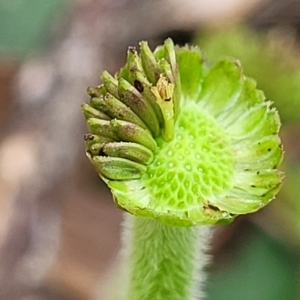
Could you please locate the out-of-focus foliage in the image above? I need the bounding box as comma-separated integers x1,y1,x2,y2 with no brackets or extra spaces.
279,166,300,245
207,225,298,300
0,0,69,57
197,27,300,124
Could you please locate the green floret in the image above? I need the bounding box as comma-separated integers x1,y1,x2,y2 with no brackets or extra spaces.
82,39,283,226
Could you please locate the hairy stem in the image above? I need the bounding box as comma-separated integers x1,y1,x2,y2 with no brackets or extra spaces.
120,215,212,300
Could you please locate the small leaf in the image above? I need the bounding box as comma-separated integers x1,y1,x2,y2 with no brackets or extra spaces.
93,156,146,180
103,142,154,165
101,71,119,99
110,119,157,152
87,118,119,140
139,41,160,84
198,60,243,116
81,103,111,120
177,46,205,99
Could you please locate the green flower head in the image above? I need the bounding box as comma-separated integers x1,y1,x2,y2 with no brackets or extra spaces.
82,39,284,226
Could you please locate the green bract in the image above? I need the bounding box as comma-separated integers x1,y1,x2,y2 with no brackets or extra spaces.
82,39,284,226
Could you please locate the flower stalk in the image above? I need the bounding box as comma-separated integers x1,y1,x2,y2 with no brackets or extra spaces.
82,39,283,299
124,217,210,300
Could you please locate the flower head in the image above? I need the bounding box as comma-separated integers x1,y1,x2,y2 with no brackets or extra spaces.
82,39,283,226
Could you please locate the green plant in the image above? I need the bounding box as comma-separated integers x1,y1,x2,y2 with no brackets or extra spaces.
82,39,283,300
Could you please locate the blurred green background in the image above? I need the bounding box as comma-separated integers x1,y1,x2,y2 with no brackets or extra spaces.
0,0,69,57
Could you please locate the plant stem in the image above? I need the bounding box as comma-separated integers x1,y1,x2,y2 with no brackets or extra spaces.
120,214,212,300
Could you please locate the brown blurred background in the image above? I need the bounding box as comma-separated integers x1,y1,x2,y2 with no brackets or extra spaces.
0,0,300,299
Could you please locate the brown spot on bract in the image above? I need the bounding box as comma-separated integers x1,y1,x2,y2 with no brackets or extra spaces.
84,133,94,141
165,98,171,102
130,66,138,72
128,46,136,54
99,146,106,156
87,86,96,97
207,203,221,212
134,80,144,93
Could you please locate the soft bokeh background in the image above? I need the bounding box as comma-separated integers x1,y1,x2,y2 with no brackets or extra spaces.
0,0,299,299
